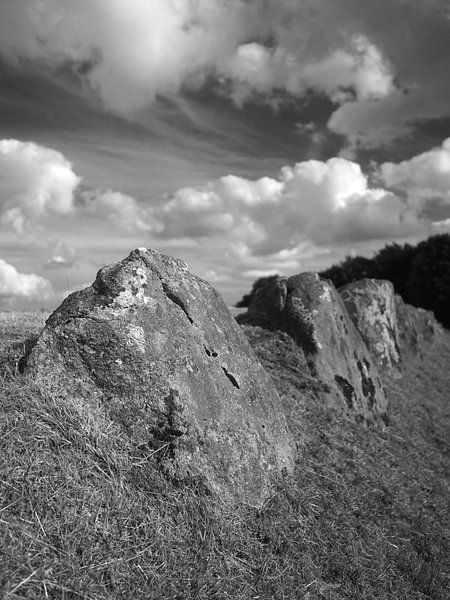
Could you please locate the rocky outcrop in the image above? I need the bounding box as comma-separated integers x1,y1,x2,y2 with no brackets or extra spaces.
247,273,388,425
23,248,295,507
340,279,402,377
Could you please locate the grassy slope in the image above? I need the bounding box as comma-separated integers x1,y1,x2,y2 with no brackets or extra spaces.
0,313,449,599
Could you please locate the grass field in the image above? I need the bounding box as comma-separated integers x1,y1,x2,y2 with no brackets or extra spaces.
0,312,449,599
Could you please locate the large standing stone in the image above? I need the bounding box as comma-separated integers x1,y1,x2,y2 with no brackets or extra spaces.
247,273,388,424
339,279,402,377
23,248,295,506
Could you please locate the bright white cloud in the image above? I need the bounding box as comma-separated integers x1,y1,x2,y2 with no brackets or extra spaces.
380,137,450,202
0,139,150,234
0,258,53,299
1,136,448,307
151,156,429,263
0,139,80,232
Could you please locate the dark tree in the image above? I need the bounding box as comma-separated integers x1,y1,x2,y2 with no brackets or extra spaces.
320,255,376,288
372,242,416,298
235,275,279,308
406,234,450,327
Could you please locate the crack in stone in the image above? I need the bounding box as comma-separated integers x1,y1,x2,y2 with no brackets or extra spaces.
204,346,219,358
162,283,194,325
221,366,240,389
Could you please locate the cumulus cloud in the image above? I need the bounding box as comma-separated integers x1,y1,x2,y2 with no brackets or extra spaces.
75,188,151,232
150,156,430,267
222,35,394,108
0,258,53,299
0,139,150,234
0,139,80,232
1,135,449,304
5,0,447,146
380,137,450,202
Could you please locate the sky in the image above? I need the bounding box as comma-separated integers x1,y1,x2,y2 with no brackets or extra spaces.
1,0,450,309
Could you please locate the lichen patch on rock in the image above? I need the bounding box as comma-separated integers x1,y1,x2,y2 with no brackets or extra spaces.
340,279,401,377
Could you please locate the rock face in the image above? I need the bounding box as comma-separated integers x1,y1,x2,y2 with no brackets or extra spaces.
338,278,442,371
248,273,388,424
24,248,295,507
395,294,441,357
340,279,402,377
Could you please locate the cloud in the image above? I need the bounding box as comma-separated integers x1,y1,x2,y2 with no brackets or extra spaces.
380,137,450,202
0,258,53,299
2,0,449,147
150,156,431,271
0,139,80,232
1,136,448,306
0,139,150,234
221,35,394,108
44,242,76,269
0,0,252,113
75,188,151,232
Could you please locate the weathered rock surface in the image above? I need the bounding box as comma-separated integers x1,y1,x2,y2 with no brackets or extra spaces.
247,273,388,424
339,279,402,377
23,248,296,506
395,294,441,358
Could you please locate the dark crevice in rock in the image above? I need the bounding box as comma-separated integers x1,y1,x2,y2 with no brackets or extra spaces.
162,283,194,325
221,366,240,389
149,389,187,460
204,346,219,358
334,375,356,409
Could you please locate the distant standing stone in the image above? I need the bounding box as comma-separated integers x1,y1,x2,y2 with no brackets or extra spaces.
247,272,388,425
340,279,402,377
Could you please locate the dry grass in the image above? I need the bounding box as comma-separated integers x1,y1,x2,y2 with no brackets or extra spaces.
0,312,449,599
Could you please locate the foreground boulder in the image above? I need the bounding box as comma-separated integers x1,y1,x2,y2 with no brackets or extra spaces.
23,248,295,506
340,279,402,377
247,273,388,424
